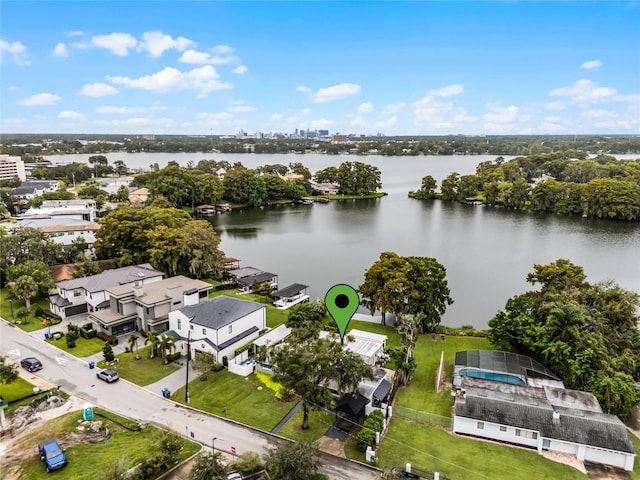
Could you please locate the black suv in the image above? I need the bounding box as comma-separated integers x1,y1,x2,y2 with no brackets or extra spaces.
21,357,43,372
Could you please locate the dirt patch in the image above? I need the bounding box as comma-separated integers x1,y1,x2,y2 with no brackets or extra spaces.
0,394,110,479
316,436,346,458
540,450,586,474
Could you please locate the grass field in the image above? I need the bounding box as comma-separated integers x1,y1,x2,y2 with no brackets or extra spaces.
173,370,296,432
96,346,179,386
0,293,53,332
0,377,36,403
0,409,200,480
277,407,335,443
46,335,105,357
629,431,640,480
376,418,587,480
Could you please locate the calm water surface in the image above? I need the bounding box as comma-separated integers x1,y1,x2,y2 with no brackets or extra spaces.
47,153,640,328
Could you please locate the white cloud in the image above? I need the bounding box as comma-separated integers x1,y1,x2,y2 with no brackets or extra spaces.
382,103,406,114
212,45,233,55
427,84,464,98
307,119,334,129
311,83,361,103
351,116,370,128
301,108,311,115
93,117,175,128
197,111,234,126
78,82,119,97
581,60,602,69
271,113,283,121
92,33,138,56
8,86,21,92
550,79,619,104
545,101,566,111
580,109,619,119
107,66,233,96
296,86,311,93
285,115,301,124
58,110,85,120
53,43,69,57
538,116,568,133
139,31,194,57
376,116,398,128
232,65,248,74
178,49,237,65
19,93,62,106
483,102,525,133
95,106,139,114
229,105,255,112
0,40,30,65
67,30,86,37
358,102,374,113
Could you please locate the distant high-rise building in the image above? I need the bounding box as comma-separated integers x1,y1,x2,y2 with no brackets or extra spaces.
318,129,329,137
0,154,26,181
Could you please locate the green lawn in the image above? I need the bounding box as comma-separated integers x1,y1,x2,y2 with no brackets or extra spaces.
277,407,335,443
0,292,52,332
375,418,587,480
0,377,36,402
173,370,296,432
0,409,200,480
46,336,106,357
96,346,179,386
395,335,491,416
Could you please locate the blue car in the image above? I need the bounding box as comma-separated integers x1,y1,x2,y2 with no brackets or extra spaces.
38,439,67,472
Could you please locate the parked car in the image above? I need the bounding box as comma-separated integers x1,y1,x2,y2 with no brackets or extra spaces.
227,473,243,480
38,439,67,472
96,369,119,383
21,357,43,372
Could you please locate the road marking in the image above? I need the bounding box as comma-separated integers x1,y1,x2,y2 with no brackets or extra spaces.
7,348,20,356
55,357,69,365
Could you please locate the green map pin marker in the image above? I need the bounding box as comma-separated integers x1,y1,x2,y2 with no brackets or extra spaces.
325,284,359,343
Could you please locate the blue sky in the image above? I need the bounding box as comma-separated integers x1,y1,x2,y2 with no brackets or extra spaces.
1,1,638,136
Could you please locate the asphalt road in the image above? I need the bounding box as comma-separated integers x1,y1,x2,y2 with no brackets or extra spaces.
0,320,380,480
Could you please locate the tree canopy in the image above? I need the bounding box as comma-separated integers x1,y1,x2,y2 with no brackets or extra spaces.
488,259,640,417
359,252,453,329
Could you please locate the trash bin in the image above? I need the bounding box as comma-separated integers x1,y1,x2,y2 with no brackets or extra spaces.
44,333,49,340
161,387,171,399
89,361,95,369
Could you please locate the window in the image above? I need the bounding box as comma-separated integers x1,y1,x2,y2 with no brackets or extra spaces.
202,328,207,335
499,426,507,432
73,290,82,297
476,421,484,430
190,325,194,330
177,319,181,330
515,429,537,440
228,325,233,334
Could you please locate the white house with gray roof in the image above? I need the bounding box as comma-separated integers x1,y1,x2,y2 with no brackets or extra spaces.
49,264,164,319
167,296,266,364
453,370,635,471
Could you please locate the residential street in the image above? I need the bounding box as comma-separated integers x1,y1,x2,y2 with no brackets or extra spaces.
0,319,380,480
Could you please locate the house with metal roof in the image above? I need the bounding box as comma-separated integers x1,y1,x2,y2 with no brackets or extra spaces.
49,264,164,319
452,354,635,471
273,283,309,309
167,295,266,365
89,275,212,336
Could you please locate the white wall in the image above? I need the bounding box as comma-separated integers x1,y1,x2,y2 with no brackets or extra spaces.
584,445,635,471
452,416,540,449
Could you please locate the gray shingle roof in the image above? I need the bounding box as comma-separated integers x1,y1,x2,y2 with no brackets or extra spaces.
236,272,277,286
182,296,264,330
455,378,634,454
56,264,163,292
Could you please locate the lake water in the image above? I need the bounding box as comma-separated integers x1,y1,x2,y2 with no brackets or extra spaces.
46,152,640,328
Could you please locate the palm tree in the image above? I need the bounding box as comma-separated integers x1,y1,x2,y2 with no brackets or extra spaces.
128,334,140,360
144,331,159,359
158,333,176,365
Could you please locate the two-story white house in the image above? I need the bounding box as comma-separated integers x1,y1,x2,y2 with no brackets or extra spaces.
168,296,266,364
49,264,164,319
89,275,212,336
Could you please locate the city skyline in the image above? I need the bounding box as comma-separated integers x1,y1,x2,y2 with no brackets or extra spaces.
1,1,639,136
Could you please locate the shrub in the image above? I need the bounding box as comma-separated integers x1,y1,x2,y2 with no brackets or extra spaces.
356,427,376,452
166,352,182,363
366,409,385,432
97,331,119,345
34,306,44,316
256,371,294,400
66,334,77,348
16,308,30,320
